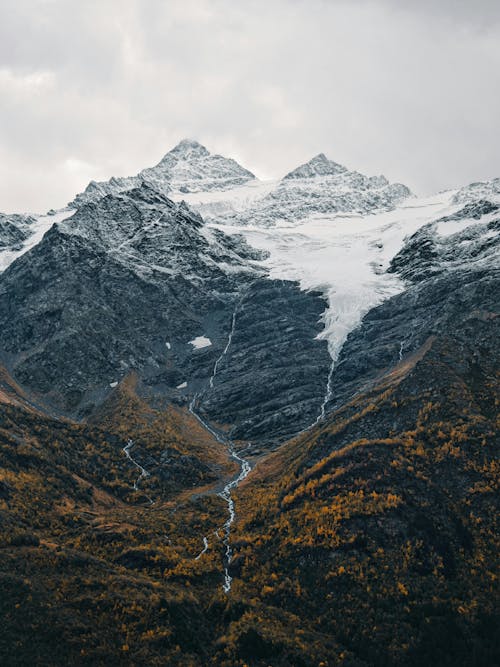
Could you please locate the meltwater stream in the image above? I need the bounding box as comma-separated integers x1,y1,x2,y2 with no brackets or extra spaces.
189,393,252,593
188,291,252,593
122,439,154,505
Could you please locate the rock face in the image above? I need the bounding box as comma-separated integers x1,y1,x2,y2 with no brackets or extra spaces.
198,279,331,447
0,213,35,249
70,139,255,207
0,183,330,445
0,184,261,408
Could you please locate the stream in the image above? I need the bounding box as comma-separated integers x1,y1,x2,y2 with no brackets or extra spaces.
122,439,154,505
187,290,252,593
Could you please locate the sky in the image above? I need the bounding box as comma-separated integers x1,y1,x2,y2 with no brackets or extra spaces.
1,0,499,212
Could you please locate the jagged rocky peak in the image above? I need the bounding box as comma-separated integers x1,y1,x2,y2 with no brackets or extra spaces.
209,151,413,227
163,137,210,159
140,138,255,194
69,139,256,208
282,152,397,191
283,152,347,179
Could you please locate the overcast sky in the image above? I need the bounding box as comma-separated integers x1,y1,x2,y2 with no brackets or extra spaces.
1,0,499,212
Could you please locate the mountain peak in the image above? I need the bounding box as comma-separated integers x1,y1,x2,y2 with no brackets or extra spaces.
312,152,329,163
70,140,255,207
284,153,347,180
163,138,210,161
144,139,255,194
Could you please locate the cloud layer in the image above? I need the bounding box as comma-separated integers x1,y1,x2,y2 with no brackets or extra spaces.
1,0,499,211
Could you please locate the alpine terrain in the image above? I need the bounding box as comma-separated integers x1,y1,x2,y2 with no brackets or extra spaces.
0,140,498,666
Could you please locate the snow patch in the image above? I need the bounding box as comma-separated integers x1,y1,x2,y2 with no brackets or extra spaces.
189,336,212,349
435,210,497,238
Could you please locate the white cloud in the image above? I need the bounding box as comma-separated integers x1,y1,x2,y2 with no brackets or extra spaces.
0,0,499,211
0,67,55,96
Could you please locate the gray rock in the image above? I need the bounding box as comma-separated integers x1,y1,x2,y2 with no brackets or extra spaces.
0,213,36,249
0,183,331,447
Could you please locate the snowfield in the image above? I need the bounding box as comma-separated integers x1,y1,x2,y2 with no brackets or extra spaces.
209,191,468,366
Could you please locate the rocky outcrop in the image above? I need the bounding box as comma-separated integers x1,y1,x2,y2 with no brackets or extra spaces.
0,213,35,249
452,176,500,205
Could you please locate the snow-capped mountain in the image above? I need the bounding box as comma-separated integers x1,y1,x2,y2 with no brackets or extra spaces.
1,140,499,667
70,139,255,208
178,151,411,227
0,140,498,445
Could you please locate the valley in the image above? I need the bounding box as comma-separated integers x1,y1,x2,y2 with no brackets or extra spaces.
0,140,498,666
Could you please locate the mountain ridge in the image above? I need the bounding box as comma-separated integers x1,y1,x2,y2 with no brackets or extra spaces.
69,139,256,208
0,140,498,666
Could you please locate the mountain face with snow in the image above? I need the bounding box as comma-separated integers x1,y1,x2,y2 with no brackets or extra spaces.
0,213,36,249
182,151,411,228
0,143,497,441
69,139,256,208
0,182,330,441
0,184,262,405
452,176,500,205
0,140,498,666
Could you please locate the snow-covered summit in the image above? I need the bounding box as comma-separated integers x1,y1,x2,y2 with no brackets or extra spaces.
140,138,255,195
167,138,209,158
69,139,256,208
283,153,347,179
70,141,410,225
186,151,412,227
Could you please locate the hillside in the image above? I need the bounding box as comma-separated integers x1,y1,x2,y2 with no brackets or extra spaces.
0,141,498,666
